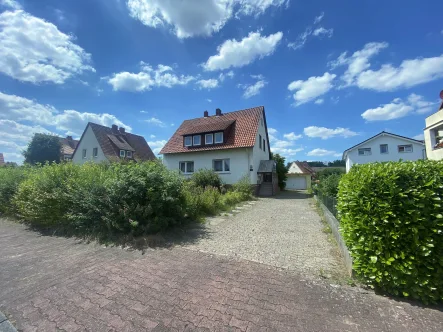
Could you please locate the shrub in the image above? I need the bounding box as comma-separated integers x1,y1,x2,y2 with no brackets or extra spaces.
0,167,29,215
191,169,223,190
232,175,253,200
316,167,345,180
317,173,342,198
337,160,443,303
271,153,287,190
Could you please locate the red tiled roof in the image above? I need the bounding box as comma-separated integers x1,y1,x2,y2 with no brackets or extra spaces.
160,106,264,154
59,137,79,155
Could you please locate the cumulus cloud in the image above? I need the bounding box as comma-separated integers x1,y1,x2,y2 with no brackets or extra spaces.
312,27,333,37
267,127,278,135
148,139,167,154
145,117,167,127
314,98,324,105
108,62,194,92
126,0,287,38
361,93,436,121
196,78,219,90
287,12,333,50
307,148,340,157
203,31,283,71
288,72,336,106
0,10,94,84
283,132,302,141
267,128,304,157
1,0,22,10
304,126,358,139
238,75,267,98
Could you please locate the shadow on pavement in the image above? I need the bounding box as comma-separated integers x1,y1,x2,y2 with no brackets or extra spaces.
270,190,313,200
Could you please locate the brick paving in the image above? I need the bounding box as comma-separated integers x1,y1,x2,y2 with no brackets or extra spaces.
1,219,443,331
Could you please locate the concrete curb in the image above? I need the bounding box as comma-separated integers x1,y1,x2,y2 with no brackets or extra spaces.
0,311,17,332
314,195,353,276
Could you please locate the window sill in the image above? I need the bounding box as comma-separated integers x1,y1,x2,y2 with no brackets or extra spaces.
214,171,231,174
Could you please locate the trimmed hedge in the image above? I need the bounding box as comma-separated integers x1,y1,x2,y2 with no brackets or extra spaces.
337,160,443,303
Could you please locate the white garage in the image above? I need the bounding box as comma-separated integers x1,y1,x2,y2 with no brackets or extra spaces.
286,161,313,190
286,175,308,190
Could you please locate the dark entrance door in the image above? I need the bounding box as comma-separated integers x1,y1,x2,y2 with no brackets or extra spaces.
263,173,272,182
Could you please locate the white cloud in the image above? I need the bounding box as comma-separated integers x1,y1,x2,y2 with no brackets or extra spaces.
148,139,167,154
108,63,194,92
307,148,340,157
413,133,424,141
0,92,56,124
150,134,156,138
0,119,51,143
283,132,302,141
288,72,336,106
126,0,287,38
314,98,324,105
287,12,333,50
206,98,212,103
0,10,94,84
145,117,166,127
219,70,234,81
268,127,278,135
304,126,358,139
361,93,436,121
238,76,267,99
203,31,283,71
196,78,219,90
1,0,21,10
271,147,304,157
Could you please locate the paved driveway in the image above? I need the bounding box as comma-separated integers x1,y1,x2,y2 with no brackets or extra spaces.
1,192,442,331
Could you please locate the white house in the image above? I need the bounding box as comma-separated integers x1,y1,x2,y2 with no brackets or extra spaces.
160,107,277,195
424,97,443,160
286,161,313,190
72,123,155,164
342,131,426,173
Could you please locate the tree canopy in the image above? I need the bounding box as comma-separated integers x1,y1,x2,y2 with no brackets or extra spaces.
271,152,288,190
23,134,62,165
327,159,345,167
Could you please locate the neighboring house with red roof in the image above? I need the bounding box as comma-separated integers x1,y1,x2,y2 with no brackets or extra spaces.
0,153,5,166
59,136,79,161
72,123,155,164
286,161,314,190
160,107,275,194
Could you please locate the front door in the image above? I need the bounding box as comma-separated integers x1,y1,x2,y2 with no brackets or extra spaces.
263,173,272,182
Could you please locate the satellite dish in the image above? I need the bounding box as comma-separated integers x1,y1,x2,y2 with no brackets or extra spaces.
440,90,443,100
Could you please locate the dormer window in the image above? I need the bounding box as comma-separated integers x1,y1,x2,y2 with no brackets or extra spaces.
120,150,126,157
184,136,192,146
193,135,201,146
214,132,223,144
205,133,213,144
127,151,133,158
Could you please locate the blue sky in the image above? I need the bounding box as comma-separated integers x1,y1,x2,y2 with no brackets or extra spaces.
1,0,443,163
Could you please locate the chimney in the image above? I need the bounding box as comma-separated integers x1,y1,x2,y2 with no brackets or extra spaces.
119,127,126,134
215,108,222,116
66,136,73,141
204,110,209,117
111,124,118,133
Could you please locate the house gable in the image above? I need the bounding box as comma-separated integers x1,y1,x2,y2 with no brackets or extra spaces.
72,124,108,164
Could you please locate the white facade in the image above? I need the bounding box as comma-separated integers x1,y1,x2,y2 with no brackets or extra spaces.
163,114,270,185
424,108,443,160
344,133,425,173
72,125,107,164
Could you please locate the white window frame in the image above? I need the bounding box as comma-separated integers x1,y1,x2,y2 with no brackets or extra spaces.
120,150,126,157
214,132,223,144
193,135,201,146
127,151,133,158
358,148,371,156
205,133,213,145
380,144,388,154
82,149,87,159
398,144,413,153
93,147,98,158
179,161,194,174
213,159,230,173
184,136,192,147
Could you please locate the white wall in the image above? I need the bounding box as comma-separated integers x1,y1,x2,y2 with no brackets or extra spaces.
251,112,270,184
345,134,425,172
424,109,443,160
163,148,251,184
72,125,108,164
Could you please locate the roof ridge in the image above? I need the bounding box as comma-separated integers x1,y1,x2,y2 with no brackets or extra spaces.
182,106,264,122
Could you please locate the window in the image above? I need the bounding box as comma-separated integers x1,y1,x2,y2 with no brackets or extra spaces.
205,133,213,145
93,147,98,158
358,148,371,156
214,132,223,144
380,144,388,154
259,134,262,149
263,139,266,152
432,126,443,149
127,151,133,158
184,136,192,147
213,159,230,172
398,145,413,153
193,135,201,146
120,150,126,157
179,161,194,173
82,149,87,159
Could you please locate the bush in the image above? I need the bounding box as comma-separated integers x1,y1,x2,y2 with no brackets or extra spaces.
0,167,29,215
317,173,342,198
316,167,345,180
337,160,443,303
232,175,253,200
191,169,223,190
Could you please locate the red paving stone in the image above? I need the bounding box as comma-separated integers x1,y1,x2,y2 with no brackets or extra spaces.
0,220,442,332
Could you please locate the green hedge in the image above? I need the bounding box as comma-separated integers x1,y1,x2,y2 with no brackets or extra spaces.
337,160,443,303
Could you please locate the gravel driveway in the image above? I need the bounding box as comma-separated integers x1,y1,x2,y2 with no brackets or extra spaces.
185,190,345,278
